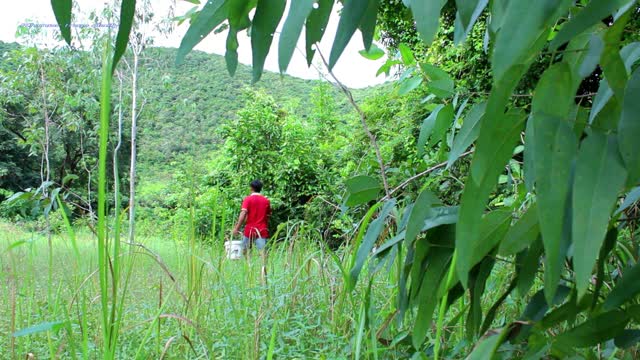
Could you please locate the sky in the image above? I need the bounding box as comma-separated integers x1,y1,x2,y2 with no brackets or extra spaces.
0,1,390,88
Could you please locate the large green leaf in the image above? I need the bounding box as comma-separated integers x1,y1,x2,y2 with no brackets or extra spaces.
554,310,629,348
417,104,443,157
532,63,576,118
251,0,286,82
405,189,440,245
516,238,543,296
529,63,579,302
467,258,495,339
427,103,454,148
177,0,229,64
457,209,511,286
550,0,633,50
50,0,72,45
619,67,640,184
409,0,447,47
491,0,571,83
345,175,381,207
447,101,486,168
573,133,627,298
358,0,379,51
412,245,452,348
499,203,539,256
589,42,640,123
457,104,525,288
329,0,374,69
454,0,489,44
278,0,315,73
421,63,455,98
603,261,640,310
305,0,334,65
349,200,396,288
532,114,577,303
112,0,137,74
225,28,240,75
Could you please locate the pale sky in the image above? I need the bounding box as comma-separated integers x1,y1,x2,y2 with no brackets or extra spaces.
0,1,389,88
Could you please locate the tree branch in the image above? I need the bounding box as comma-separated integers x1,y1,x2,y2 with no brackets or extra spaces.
315,47,391,197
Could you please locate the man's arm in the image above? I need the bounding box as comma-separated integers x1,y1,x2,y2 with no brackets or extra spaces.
232,209,247,235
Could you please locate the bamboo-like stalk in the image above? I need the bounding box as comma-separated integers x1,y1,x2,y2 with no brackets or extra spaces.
97,36,114,359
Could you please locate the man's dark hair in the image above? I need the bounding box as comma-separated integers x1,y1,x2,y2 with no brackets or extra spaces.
250,180,263,193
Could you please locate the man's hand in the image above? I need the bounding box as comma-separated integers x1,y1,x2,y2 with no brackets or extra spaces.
232,228,240,236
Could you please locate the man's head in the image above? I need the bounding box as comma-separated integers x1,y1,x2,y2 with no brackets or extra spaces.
250,179,263,193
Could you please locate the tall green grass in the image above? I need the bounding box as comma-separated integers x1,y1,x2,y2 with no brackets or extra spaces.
1,221,412,358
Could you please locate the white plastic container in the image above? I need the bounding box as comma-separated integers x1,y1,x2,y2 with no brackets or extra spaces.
225,240,244,260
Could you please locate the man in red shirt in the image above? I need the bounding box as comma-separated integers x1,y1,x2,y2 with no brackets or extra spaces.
232,180,271,251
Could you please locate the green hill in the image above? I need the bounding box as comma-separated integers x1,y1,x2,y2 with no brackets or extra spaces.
135,47,357,168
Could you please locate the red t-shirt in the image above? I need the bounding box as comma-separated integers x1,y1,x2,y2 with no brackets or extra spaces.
241,193,271,239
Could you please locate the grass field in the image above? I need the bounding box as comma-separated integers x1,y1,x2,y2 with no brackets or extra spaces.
0,221,414,359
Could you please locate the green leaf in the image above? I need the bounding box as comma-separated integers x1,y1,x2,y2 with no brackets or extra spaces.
491,0,571,83
398,43,415,66
533,114,576,304
532,63,576,118
523,116,536,192
573,133,627,298
251,0,286,82
592,228,617,308
427,103,454,148
329,0,375,69
554,310,629,348
225,28,240,76
421,63,454,98
614,330,640,349
359,44,384,60
457,107,525,286
499,203,539,256
466,327,506,360
50,0,72,45
398,76,423,95
278,0,314,73
405,189,440,245
550,0,633,50
447,101,486,168
13,321,67,337
579,33,605,78
345,175,381,207
589,42,640,123
350,200,395,289
358,0,378,51
412,245,453,348
457,209,511,286
111,0,137,74
615,186,640,216
604,261,640,310
619,67,640,184
516,238,543,296
305,0,333,65
417,104,442,156
467,258,495,339
177,0,229,64
454,0,489,44
409,0,447,47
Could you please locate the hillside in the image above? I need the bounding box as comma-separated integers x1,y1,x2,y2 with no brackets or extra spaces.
135,47,359,167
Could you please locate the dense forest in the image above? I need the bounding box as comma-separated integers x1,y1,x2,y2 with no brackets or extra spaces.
1,0,640,358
